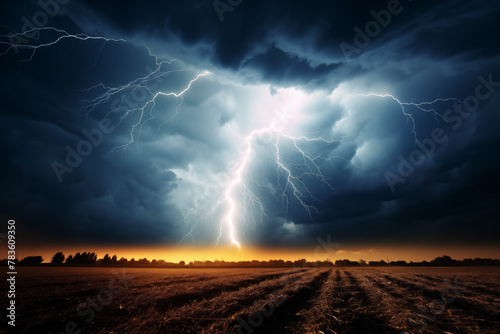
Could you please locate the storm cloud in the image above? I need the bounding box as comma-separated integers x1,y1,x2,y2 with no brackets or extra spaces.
1,0,499,248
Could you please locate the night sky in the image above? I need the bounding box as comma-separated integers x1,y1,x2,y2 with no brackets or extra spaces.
1,0,499,256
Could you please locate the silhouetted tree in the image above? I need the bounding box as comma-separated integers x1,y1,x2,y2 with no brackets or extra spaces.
66,255,73,264
51,252,65,264
89,252,97,264
73,252,81,263
369,260,387,266
323,260,334,267
19,256,43,264
111,255,117,263
85,252,94,263
389,261,407,266
179,261,185,266
293,259,307,267
430,255,456,266
269,259,285,267
335,259,360,266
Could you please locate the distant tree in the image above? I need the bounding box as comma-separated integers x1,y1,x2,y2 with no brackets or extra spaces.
118,257,127,265
51,252,65,264
66,252,98,264
389,261,407,266
73,252,81,263
0,258,18,265
111,255,117,263
89,252,97,264
251,260,260,267
269,259,285,267
19,256,43,264
368,260,387,266
335,259,360,266
430,255,456,266
358,259,367,266
103,254,111,264
138,258,150,265
293,259,307,267
179,261,185,266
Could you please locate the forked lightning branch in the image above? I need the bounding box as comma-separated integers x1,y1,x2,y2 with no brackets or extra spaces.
0,28,464,248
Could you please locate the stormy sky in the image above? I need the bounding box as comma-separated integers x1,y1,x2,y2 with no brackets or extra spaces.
1,0,499,250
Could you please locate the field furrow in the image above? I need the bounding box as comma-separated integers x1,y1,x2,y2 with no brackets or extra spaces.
236,269,331,333
137,269,316,333
382,273,500,333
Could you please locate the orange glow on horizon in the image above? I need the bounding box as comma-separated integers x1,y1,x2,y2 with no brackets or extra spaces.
16,243,500,264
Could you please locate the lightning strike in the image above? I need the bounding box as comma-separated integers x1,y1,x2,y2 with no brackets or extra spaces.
333,90,462,142
0,28,210,153
1,27,462,249
216,122,337,248
213,89,462,247
0,27,127,61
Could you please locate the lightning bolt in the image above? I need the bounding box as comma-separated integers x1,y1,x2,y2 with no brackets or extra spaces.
1,26,220,243
1,27,462,248
332,91,463,142
0,27,210,152
212,89,462,247
216,122,337,248
0,27,127,61
106,69,211,153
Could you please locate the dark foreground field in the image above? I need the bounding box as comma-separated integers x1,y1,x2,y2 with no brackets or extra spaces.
3,266,500,333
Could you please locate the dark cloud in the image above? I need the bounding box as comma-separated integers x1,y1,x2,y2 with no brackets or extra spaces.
1,0,499,248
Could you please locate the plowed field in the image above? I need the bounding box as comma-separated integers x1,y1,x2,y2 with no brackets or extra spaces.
6,267,500,333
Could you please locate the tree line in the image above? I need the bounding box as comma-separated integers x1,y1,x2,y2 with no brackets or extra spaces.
1,253,500,267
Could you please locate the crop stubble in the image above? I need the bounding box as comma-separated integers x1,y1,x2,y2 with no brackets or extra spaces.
4,266,500,333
